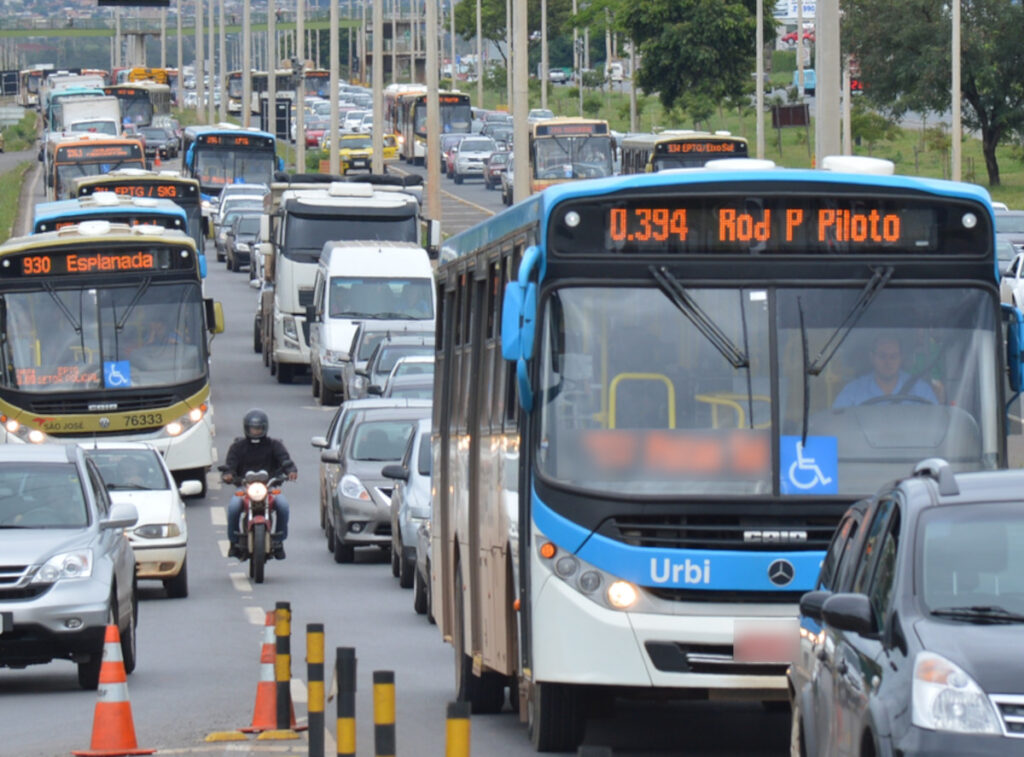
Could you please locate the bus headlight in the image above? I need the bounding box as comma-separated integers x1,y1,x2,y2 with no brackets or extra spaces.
1,415,49,444
163,403,209,438
607,581,639,609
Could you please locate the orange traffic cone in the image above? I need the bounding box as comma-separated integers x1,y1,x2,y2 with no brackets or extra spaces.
153,155,161,168
72,625,155,756
239,611,299,733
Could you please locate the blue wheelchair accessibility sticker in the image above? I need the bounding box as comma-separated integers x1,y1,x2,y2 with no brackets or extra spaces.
780,435,838,495
104,361,132,388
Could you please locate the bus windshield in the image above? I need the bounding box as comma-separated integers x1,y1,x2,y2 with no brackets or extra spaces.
194,148,275,189
0,282,206,393
536,285,998,498
414,101,472,135
534,135,613,180
56,159,145,200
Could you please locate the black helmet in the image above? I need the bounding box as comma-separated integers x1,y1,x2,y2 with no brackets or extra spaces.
243,408,269,443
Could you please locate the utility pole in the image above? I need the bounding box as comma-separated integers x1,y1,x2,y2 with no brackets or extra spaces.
505,0,512,108
755,0,763,159
475,0,482,105
176,0,183,106
390,0,397,82
242,0,250,127
572,0,579,116
373,0,384,173
161,8,167,68
296,0,306,172
218,0,226,121
629,41,636,131
426,0,441,226
815,0,840,165
449,0,455,86
952,0,961,181
349,0,354,81
268,0,276,135
513,0,528,201
195,0,204,121
115,8,122,69
329,0,340,174
541,0,548,108
208,0,215,124
361,0,367,85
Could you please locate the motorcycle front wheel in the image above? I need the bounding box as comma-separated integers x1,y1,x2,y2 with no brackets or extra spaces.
251,522,267,583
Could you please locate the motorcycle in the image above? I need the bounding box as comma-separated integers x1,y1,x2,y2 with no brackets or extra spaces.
225,469,286,584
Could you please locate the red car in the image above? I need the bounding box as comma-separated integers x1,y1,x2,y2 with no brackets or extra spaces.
305,117,329,148
483,150,510,190
442,134,468,179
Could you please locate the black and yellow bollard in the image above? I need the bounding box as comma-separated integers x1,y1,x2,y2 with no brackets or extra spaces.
275,601,293,731
307,623,325,757
445,701,471,757
336,647,357,757
373,670,396,757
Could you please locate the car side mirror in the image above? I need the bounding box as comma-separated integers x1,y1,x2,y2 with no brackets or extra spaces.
178,480,203,497
367,385,383,396
101,502,139,530
799,590,830,624
821,593,875,636
320,449,341,464
311,435,328,449
381,464,408,481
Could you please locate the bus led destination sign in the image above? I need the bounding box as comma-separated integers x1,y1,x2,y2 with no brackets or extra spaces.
198,133,272,149
551,193,990,256
2,247,190,277
658,140,743,155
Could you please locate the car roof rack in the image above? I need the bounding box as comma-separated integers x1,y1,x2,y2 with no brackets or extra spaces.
911,458,960,496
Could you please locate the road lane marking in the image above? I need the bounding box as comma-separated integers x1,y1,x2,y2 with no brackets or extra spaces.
291,678,307,704
230,571,252,593
245,606,267,625
211,507,226,526
391,165,497,217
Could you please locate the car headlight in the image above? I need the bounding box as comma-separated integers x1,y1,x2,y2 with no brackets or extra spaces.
340,474,370,501
912,651,1002,735
134,523,182,539
236,242,250,252
323,349,349,364
31,549,94,583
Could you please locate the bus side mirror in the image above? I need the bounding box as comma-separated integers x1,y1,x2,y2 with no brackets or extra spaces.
1004,304,1024,391
206,299,225,334
198,253,208,278
501,245,541,362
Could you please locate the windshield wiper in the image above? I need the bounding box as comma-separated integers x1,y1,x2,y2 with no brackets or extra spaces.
931,605,1024,623
650,266,748,370
807,266,893,376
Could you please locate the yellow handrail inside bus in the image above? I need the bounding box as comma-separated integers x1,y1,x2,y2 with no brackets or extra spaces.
609,373,675,429
694,393,771,429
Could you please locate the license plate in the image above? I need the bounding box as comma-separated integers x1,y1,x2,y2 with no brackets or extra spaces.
353,160,366,167
733,619,799,664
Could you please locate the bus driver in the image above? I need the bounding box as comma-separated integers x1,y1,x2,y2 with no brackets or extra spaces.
832,335,937,408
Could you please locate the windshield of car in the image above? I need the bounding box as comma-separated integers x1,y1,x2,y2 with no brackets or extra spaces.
393,359,434,378
996,213,1024,234
141,127,168,141
389,382,433,400
87,449,169,490
350,420,416,461
341,136,372,149
236,216,260,235
536,285,998,497
0,463,88,528
372,345,434,383
329,277,433,320
357,331,388,361
919,503,1024,618
461,139,496,153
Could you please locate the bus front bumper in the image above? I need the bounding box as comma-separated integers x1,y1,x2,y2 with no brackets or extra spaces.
530,547,793,695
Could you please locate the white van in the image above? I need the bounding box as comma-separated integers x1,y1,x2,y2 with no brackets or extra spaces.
309,241,435,405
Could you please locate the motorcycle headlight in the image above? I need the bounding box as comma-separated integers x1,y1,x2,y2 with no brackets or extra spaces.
340,474,370,501
135,523,182,539
247,481,268,501
912,651,1001,735
31,549,93,583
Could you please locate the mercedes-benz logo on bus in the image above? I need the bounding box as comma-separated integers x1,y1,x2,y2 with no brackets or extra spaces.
768,559,795,587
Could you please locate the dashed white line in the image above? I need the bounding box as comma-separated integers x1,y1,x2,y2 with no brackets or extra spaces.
210,506,226,526
245,606,268,625
230,571,252,593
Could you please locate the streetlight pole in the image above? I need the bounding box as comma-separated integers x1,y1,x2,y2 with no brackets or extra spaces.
195,0,204,121
176,0,183,107
426,0,442,225
475,0,482,105
329,0,340,174
372,0,384,173
952,0,961,181
541,0,548,109
755,0,763,159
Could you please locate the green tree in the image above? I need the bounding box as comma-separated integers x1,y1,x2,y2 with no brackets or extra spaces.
454,0,575,66
843,0,1024,186
620,0,762,112
849,104,898,156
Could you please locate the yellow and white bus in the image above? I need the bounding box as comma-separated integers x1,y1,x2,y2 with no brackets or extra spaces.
620,131,749,174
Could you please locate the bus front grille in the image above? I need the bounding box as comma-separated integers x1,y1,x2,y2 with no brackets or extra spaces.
598,513,839,551
28,394,179,415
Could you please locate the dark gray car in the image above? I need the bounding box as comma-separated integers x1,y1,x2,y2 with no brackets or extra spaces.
353,334,435,400
321,406,431,563
226,212,261,273
311,398,431,534
0,444,139,689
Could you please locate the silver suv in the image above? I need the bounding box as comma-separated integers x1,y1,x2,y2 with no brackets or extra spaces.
0,445,139,689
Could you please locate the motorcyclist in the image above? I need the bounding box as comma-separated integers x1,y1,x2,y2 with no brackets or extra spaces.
222,408,297,559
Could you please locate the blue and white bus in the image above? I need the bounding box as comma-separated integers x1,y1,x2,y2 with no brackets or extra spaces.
431,156,1022,750
182,125,283,235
